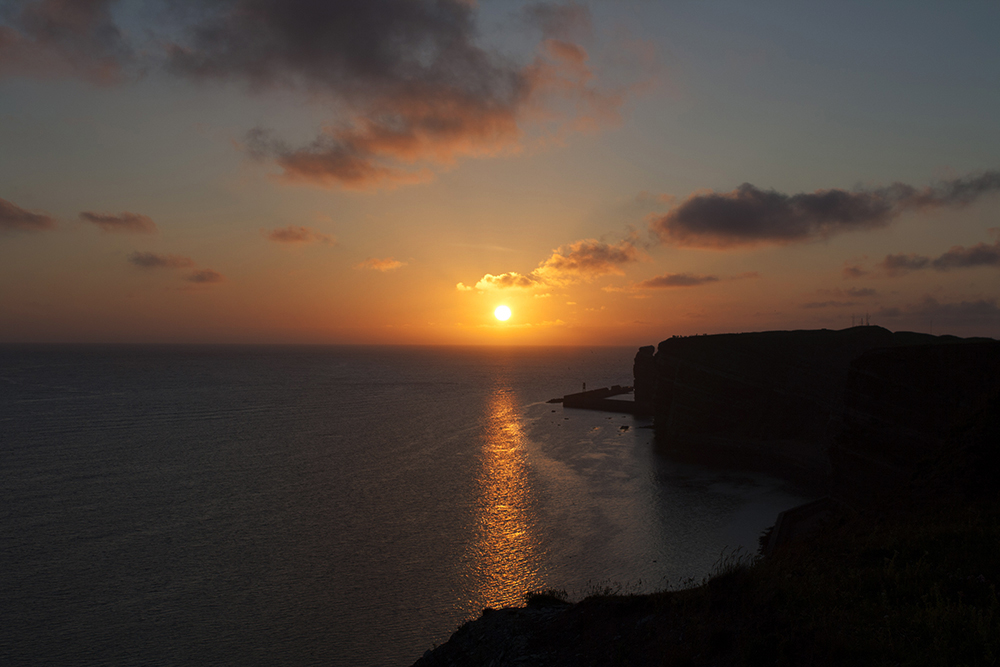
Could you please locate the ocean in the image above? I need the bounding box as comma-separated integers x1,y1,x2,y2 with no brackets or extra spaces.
0,345,812,666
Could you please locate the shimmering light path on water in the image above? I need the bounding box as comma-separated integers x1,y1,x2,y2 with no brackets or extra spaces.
0,346,813,666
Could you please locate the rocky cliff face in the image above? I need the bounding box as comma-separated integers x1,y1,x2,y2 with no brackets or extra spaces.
634,326,990,486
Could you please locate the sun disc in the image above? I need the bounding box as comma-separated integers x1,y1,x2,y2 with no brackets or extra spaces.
494,305,511,321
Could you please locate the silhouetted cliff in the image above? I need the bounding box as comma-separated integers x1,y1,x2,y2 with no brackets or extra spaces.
634,326,991,486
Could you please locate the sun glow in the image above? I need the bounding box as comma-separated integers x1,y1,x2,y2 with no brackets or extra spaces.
494,305,511,321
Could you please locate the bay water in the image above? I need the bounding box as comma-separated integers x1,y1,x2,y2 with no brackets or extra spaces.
1,345,811,665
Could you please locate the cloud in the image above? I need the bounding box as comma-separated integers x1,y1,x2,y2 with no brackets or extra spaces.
636,272,719,288
456,282,473,291
0,196,56,232
650,171,1000,248
4,1,641,190
843,264,869,279
846,287,878,297
472,238,641,290
877,239,1000,276
475,271,542,290
264,225,334,244
167,0,631,190
127,250,224,285
80,210,157,234
534,238,641,281
879,252,930,276
186,268,225,284
932,240,1000,270
877,296,1000,326
0,0,131,84
355,257,404,271
127,251,195,269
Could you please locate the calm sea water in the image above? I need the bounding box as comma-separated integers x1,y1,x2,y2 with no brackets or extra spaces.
0,345,811,666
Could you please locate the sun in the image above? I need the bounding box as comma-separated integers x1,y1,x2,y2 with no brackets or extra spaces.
494,305,511,321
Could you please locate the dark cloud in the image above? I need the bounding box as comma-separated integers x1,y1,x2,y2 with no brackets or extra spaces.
843,264,869,279
168,0,626,189
877,239,1000,275
128,251,195,268
636,272,718,288
879,252,930,276
166,0,527,189
186,268,225,283
4,1,633,190
0,0,131,84
0,196,56,232
932,241,1000,270
80,210,157,234
264,225,334,244
650,172,1000,248
846,287,878,298
878,296,1000,326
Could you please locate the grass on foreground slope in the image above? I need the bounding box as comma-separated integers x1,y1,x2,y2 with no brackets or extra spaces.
518,497,1000,667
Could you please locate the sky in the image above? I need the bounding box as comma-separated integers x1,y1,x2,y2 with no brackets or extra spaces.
1,0,999,345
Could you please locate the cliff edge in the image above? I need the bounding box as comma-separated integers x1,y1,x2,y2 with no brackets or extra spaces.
633,326,988,486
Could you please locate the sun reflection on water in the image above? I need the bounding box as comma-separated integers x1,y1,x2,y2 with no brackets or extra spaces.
464,386,544,610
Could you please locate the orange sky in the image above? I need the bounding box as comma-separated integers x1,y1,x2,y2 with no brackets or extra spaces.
1,1,999,344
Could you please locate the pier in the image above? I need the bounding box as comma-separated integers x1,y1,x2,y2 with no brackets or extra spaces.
551,385,637,414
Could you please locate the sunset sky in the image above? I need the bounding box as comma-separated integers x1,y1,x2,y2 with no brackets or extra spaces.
2,0,999,345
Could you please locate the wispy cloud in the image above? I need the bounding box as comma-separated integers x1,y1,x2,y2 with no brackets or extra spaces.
186,269,225,284
843,264,869,279
0,196,55,232
878,239,1000,276
128,251,225,286
877,296,1000,326
650,172,1000,248
128,252,195,269
80,211,157,234
635,272,719,289
879,253,930,276
355,257,405,271
264,225,334,245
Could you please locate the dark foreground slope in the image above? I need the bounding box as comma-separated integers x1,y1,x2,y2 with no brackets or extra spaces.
414,331,1000,666
415,498,1000,666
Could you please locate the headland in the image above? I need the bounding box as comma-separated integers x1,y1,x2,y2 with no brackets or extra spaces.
415,326,1000,666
